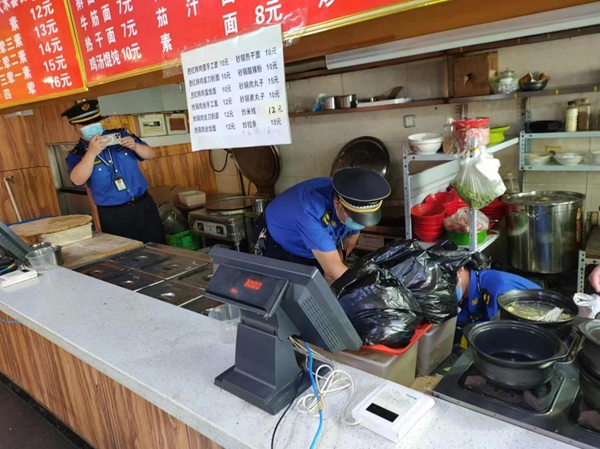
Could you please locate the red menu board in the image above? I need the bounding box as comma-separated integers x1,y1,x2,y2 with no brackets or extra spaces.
0,0,85,108
67,0,417,85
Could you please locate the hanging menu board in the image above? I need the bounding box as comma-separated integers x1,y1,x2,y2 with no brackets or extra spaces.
182,25,290,150
0,0,85,108
66,0,420,85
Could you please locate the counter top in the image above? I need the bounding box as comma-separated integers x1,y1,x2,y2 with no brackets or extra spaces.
0,268,577,449
61,232,144,268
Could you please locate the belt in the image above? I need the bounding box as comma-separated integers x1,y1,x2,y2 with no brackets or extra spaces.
98,191,149,209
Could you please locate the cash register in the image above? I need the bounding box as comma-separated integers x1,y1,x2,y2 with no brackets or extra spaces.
205,248,362,415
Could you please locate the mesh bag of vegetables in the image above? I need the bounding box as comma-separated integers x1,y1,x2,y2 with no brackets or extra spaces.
452,148,506,210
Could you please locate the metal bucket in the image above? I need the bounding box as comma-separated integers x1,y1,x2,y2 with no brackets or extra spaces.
504,191,584,273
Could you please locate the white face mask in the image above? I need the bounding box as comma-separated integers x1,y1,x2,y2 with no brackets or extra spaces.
80,122,104,140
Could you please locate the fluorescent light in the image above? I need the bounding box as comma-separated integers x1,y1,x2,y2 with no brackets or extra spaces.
326,4,600,69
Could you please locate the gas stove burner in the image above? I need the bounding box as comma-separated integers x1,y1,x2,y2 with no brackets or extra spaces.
110,249,169,269
137,257,201,279
106,270,162,291
460,365,564,413
75,261,125,281
175,265,214,288
571,395,600,435
138,281,204,306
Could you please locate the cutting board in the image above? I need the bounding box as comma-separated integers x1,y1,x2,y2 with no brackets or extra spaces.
11,215,93,245
62,233,144,269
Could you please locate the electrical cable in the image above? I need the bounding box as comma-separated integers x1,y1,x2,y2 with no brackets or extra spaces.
270,371,306,449
209,149,229,172
305,343,324,449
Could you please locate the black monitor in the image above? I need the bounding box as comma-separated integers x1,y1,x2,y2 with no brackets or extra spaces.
205,248,362,415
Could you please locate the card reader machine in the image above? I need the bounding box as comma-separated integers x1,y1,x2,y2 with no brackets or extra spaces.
205,248,362,415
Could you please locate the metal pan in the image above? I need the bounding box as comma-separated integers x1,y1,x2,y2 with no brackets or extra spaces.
330,136,390,178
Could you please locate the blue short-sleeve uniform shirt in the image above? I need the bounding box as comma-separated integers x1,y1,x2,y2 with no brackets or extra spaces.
66,129,149,207
458,269,541,323
265,178,358,259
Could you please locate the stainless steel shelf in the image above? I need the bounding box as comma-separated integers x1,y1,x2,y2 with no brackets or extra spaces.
404,137,519,162
523,131,600,139
524,163,600,171
417,232,500,251
449,83,600,104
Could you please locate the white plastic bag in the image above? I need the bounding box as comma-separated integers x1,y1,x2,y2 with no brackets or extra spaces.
443,207,489,233
452,148,506,210
573,293,600,319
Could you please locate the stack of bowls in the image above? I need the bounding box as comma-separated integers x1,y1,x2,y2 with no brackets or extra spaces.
481,198,506,229
425,192,458,217
411,203,445,242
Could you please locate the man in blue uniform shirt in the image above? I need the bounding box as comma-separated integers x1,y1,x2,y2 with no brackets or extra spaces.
456,266,541,324
62,100,166,244
254,168,391,283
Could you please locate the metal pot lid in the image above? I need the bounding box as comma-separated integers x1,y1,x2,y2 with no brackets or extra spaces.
204,196,253,212
231,146,280,187
504,191,585,206
330,136,390,178
579,320,600,346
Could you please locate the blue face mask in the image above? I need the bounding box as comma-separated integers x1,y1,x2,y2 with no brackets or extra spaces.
80,122,104,140
456,285,463,301
344,216,365,232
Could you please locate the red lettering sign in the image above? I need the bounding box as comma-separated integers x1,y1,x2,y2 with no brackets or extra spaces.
67,0,413,85
0,0,85,108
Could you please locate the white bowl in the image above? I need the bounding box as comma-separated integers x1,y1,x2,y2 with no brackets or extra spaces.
554,153,583,166
524,153,552,166
408,133,443,154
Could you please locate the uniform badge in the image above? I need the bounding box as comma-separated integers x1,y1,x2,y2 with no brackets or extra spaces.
82,103,90,111
321,210,331,226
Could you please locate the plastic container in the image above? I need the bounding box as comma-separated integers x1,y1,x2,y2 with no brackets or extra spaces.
566,101,578,132
578,99,591,131
447,230,487,246
416,316,458,376
166,230,200,250
208,304,241,344
26,246,57,273
321,342,419,387
178,190,206,207
503,171,519,194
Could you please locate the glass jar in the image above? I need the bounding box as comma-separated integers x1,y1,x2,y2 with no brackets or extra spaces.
578,98,591,131
565,101,578,132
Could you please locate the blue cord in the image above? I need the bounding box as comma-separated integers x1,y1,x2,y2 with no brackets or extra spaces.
305,342,324,449
0,317,19,325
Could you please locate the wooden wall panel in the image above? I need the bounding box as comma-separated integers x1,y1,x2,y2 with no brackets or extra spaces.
0,311,222,449
0,167,60,223
34,101,80,144
0,114,49,171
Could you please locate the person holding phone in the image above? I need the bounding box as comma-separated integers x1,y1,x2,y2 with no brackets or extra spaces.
62,100,166,243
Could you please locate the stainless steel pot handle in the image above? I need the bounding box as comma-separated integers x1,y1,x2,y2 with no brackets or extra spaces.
508,211,537,219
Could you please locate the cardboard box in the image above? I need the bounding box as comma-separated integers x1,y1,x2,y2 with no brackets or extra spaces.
452,52,498,97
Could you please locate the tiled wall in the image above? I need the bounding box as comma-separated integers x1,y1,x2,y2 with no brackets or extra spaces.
213,34,600,211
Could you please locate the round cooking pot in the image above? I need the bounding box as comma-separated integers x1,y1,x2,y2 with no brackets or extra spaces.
497,289,578,338
578,320,600,378
578,360,600,412
464,321,568,390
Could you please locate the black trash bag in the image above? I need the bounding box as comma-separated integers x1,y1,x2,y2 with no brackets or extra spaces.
360,239,423,269
425,241,491,273
331,263,422,347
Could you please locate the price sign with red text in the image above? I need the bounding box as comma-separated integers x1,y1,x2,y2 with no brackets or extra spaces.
0,0,85,108
66,0,418,85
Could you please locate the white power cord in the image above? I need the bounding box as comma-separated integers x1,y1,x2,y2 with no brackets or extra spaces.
290,337,362,426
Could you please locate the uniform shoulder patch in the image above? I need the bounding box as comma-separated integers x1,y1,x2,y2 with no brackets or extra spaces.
321,210,331,227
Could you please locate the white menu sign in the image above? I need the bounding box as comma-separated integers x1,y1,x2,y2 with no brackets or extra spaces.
181,25,291,151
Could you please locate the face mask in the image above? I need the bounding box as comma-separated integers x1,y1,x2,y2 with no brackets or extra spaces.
344,216,365,232
80,122,104,140
456,285,463,301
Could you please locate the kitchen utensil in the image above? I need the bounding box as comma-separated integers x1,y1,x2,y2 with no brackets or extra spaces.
497,289,578,338
528,121,563,133
111,248,170,269
230,146,280,197
137,281,204,306
463,321,569,390
489,69,518,94
578,361,600,412
330,136,390,178
335,94,357,109
31,242,63,266
407,133,443,154
208,304,241,344
75,261,126,280
578,320,600,379
137,257,201,279
26,246,57,274
252,197,269,214
504,191,585,273
322,96,336,110
519,79,549,91
554,153,583,166
107,270,162,291
425,192,458,217
524,153,553,166
446,230,487,246
489,126,510,145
